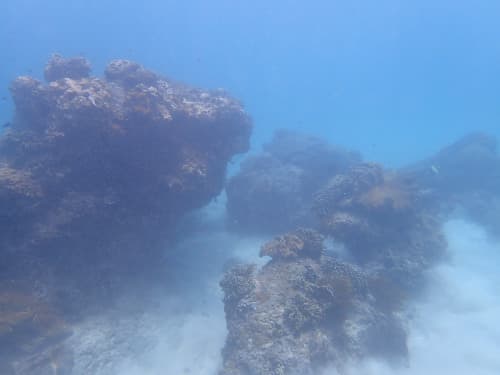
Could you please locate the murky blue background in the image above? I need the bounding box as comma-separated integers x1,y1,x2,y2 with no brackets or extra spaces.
2,0,500,165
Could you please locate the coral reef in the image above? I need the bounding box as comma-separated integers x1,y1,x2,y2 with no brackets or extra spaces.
259,228,324,260
44,54,91,82
220,158,447,374
2,53,251,269
0,54,251,372
312,162,446,288
0,284,73,375
402,132,500,236
403,132,500,195
221,132,499,375
226,130,360,233
220,230,408,375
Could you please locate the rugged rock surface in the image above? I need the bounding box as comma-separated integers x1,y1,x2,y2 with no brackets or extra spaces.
403,133,500,196
226,130,360,234
2,53,251,272
221,160,447,374
259,228,324,260
0,54,252,373
220,230,408,375
312,163,446,288
0,283,73,375
402,132,500,236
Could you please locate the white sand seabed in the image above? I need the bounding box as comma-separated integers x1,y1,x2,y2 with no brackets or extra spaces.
323,219,500,375
71,216,500,375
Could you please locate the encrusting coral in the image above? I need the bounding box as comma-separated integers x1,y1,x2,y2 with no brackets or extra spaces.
402,132,500,237
0,54,252,373
2,54,251,268
259,228,325,260
220,156,448,374
226,129,360,233
313,164,429,252
0,284,73,375
220,229,409,375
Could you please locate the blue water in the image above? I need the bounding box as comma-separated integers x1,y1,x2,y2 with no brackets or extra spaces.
2,0,500,165
2,3,500,374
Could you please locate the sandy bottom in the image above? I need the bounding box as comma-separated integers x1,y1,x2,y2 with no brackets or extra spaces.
323,219,500,375
70,216,500,375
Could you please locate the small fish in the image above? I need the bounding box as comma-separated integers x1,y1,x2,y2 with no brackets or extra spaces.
2,121,11,128
430,165,439,175
1,96,6,101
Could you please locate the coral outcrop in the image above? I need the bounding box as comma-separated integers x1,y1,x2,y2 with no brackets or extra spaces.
221,144,449,374
220,230,408,375
402,132,500,236
0,284,73,375
2,54,251,268
312,162,446,288
259,228,324,260
0,54,251,372
226,130,360,233
43,54,91,82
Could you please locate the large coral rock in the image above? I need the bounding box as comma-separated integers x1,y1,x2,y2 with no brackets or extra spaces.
312,163,446,288
259,228,324,260
402,133,500,236
44,54,91,82
226,130,360,233
313,163,417,252
404,133,500,195
2,55,251,269
220,230,408,375
222,132,455,374
0,284,73,375
0,55,251,372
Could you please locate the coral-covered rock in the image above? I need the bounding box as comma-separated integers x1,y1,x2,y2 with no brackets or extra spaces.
0,284,73,374
226,130,360,234
44,54,92,82
226,153,307,233
313,164,415,251
312,163,446,289
260,228,324,260
220,232,408,375
3,54,250,255
1,54,252,373
221,132,487,374
403,133,500,195
1,54,251,305
104,59,158,88
402,133,500,236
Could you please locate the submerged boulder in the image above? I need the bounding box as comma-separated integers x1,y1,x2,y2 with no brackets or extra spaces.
2,54,251,269
226,130,360,234
312,162,446,289
220,230,408,375
402,132,500,236
0,284,73,375
44,54,91,82
259,227,325,260
1,54,252,371
220,158,447,374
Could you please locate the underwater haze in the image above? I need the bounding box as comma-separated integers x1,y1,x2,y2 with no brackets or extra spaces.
1,1,500,375
2,0,500,164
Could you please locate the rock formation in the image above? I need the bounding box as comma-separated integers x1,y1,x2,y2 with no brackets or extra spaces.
402,132,500,236
220,138,453,374
312,162,446,289
226,130,360,233
220,229,409,375
0,54,252,373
